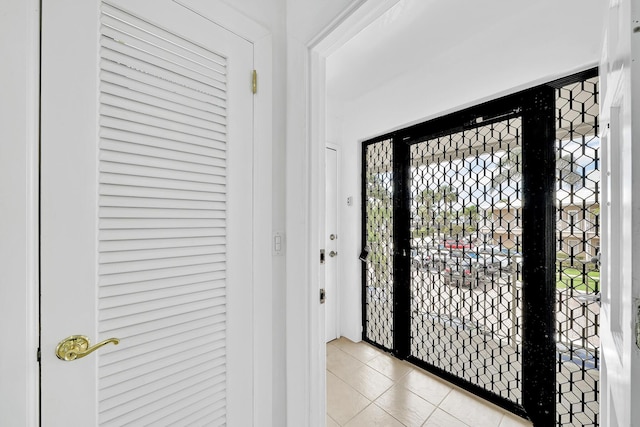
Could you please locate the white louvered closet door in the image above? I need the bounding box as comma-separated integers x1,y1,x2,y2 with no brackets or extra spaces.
41,1,254,425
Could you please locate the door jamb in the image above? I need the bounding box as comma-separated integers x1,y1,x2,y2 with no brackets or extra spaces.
0,1,40,425
325,142,341,342
303,1,401,425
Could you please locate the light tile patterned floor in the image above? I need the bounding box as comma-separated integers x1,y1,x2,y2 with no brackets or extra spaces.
326,338,533,427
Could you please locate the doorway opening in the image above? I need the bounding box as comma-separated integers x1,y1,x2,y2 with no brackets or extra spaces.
362,69,599,425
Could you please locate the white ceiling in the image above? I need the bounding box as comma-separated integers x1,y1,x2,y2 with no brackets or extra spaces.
326,0,605,106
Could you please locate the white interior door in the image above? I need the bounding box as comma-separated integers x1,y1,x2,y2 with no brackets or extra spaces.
325,147,339,342
600,1,640,426
40,0,254,425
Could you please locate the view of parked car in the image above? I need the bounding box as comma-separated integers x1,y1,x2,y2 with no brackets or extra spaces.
443,238,472,250
411,248,429,270
412,239,522,287
443,257,484,288
411,246,448,271
481,255,512,277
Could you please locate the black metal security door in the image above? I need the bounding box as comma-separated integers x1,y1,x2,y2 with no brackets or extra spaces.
362,69,599,426
408,115,528,410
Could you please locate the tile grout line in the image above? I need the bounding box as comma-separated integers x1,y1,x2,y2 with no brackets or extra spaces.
372,401,410,427
328,339,531,427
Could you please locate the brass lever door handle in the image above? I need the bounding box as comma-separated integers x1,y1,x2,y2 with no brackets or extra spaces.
55,335,120,361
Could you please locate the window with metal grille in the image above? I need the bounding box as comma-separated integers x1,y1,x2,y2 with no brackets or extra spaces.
363,139,394,350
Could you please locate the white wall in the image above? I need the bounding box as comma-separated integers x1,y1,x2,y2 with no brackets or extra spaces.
328,1,607,342
222,3,365,425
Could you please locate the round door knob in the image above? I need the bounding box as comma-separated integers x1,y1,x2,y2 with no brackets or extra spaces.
329,251,337,257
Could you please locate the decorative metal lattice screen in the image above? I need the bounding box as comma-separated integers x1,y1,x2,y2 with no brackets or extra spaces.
555,77,600,427
363,139,394,350
361,71,599,426
409,117,524,405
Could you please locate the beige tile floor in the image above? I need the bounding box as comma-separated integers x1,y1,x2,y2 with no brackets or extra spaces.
326,337,533,427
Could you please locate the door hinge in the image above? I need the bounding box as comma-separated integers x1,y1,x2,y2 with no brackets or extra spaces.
252,70,257,94
320,288,326,304
37,347,41,363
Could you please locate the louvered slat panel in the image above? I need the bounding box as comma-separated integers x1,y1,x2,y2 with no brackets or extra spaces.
100,154,225,178
101,286,224,317
100,136,224,166
185,404,226,427
100,171,226,192
100,196,219,211
101,59,224,108
101,103,226,140
100,244,222,263
98,2,228,424
100,25,226,82
100,135,223,166
101,3,226,72
100,217,225,230
100,185,224,202
101,80,226,125
101,333,225,389
101,127,226,163
101,350,224,400
99,292,225,329
99,262,225,287
101,354,225,408
99,236,226,252
101,330,225,376
101,93,227,134
99,253,225,276
100,337,225,384
101,164,223,186
100,287,225,319
143,386,226,427
101,129,226,155
101,285,220,315
166,395,226,426
100,345,225,388
100,29,226,92
100,370,224,424
99,336,224,385
101,206,223,219
100,336,223,386
100,310,226,348
99,271,226,299
101,44,226,98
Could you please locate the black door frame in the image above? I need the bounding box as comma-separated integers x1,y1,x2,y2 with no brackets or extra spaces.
361,68,598,426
